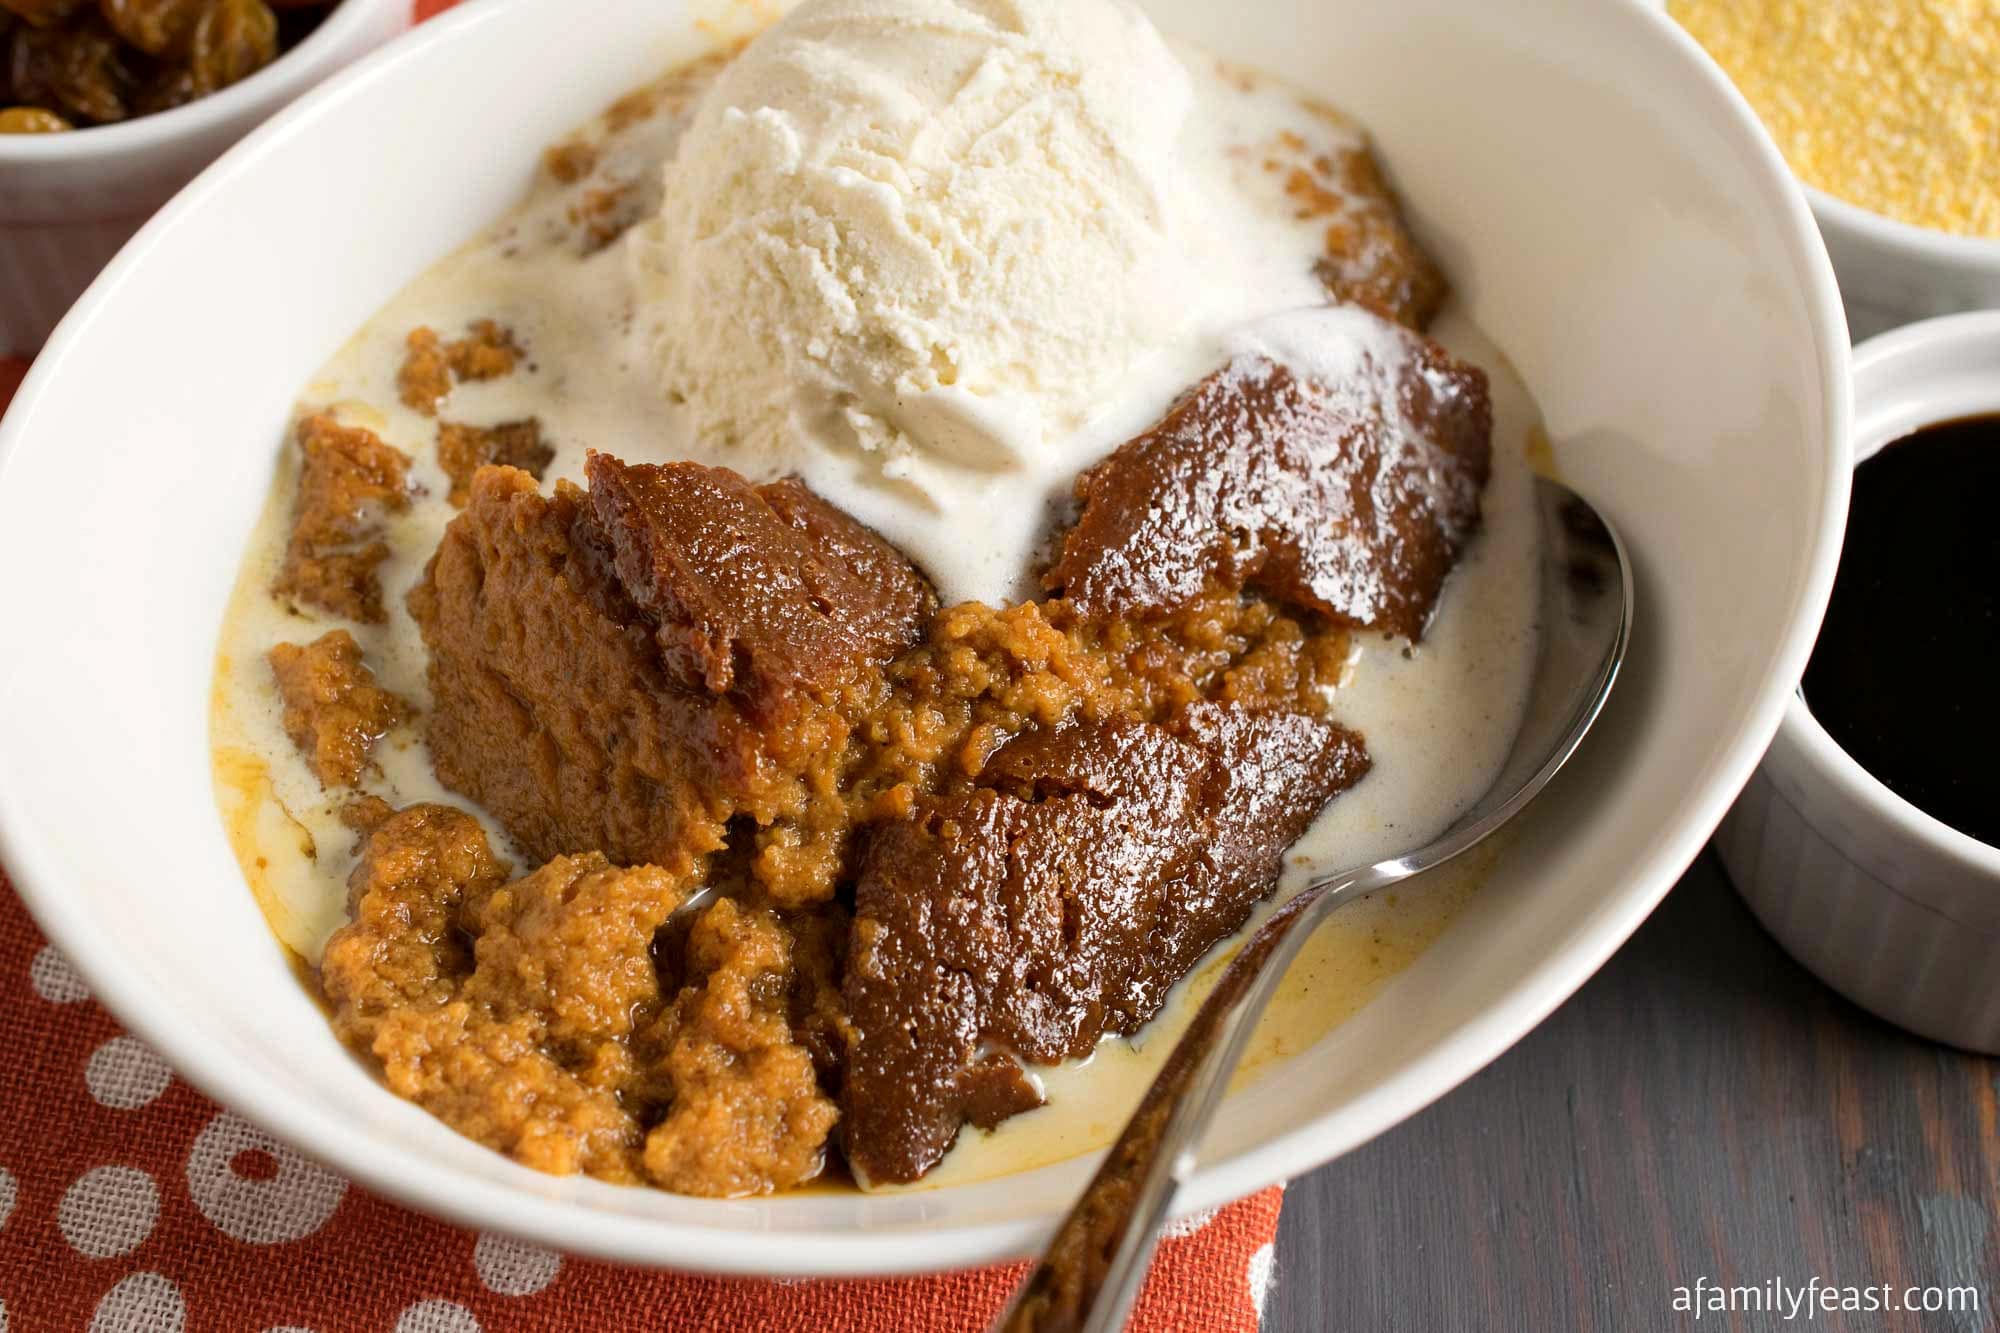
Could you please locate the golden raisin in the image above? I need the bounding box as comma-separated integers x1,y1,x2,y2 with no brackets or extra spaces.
0,0,90,27
2,0,303,128
129,59,194,113
0,103,69,129
7,15,130,124
97,0,204,56
180,0,274,97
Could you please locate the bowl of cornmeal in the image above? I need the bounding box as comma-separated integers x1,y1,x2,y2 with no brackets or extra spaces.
1668,0,2000,339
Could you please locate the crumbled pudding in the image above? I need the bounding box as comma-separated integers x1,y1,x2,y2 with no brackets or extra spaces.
211,0,1540,1197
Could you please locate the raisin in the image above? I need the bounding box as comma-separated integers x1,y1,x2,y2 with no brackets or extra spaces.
8,15,131,124
129,59,193,113
180,0,274,96
97,0,204,56
0,0,90,28
2,0,303,128
0,102,68,128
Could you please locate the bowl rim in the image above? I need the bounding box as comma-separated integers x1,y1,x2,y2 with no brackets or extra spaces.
0,0,1854,1275
1806,183,2000,270
0,0,407,163
1776,311,2000,882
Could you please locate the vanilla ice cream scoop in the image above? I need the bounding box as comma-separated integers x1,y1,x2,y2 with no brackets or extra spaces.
632,0,1199,476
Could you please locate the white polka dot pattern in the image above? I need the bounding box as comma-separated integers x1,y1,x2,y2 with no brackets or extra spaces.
1247,1241,1276,1318
29,945,88,1003
90,1273,185,1333
85,1037,172,1110
59,1165,158,1259
186,1112,346,1244
473,1232,562,1296
394,1300,483,1333
0,1165,15,1230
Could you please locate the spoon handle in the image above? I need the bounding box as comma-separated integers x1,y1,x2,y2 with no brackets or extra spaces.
991,864,1383,1333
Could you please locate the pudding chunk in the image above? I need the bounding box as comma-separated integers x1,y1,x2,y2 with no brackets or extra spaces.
840,702,1368,1184
643,897,840,1197
1313,145,1450,330
1047,321,1491,640
409,460,934,883
584,453,936,721
321,803,838,1196
398,321,524,417
437,420,553,506
267,630,407,788
274,414,411,624
1247,114,1448,331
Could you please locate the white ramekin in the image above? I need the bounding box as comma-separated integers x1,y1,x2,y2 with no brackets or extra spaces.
1716,312,2000,1055
0,0,410,355
1807,189,2000,343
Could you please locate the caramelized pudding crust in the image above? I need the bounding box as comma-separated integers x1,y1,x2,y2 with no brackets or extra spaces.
407,459,936,905
1047,335,1491,639
408,467,746,883
583,454,936,715
843,705,1369,1184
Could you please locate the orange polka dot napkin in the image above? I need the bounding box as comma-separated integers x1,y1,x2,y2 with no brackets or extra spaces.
0,864,1280,1330
0,7,1291,1307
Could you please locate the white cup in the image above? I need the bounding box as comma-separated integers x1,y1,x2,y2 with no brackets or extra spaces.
1717,312,2000,1054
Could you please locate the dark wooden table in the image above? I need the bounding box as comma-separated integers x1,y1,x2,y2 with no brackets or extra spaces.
1269,849,2000,1332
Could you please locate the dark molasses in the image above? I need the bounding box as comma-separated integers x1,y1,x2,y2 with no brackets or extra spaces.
1801,415,1999,848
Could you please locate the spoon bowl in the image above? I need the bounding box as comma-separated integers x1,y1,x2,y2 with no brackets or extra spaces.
998,475,1633,1332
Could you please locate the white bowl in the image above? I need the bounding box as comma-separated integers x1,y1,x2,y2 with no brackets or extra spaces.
0,0,1848,1275
0,0,410,354
1716,313,2000,1054
1810,191,2000,342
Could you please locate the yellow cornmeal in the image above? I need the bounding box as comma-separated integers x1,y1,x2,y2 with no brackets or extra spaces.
1670,0,2000,237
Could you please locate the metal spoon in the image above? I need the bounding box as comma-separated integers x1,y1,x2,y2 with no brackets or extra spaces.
993,476,1632,1333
